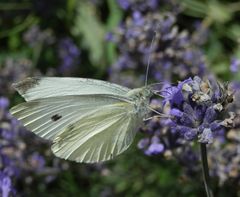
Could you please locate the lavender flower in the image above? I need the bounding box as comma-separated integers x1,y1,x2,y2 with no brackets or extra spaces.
230,57,240,73
145,140,164,155
0,58,33,96
206,128,240,185
0,62,68,196
108,12,207,86
0,96,68,195
23,25,55,47
161,76,235,144
138,99,189,158
117,0,159,11
117,0,179,12
58,38,80,75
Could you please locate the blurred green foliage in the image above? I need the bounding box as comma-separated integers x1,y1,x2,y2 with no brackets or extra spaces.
183,0,240,80
1,0,240,196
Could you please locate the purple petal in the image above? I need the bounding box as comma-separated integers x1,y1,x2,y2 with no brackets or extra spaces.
204,107,217,124
0,97,9,109
198,128,213,143
137,138,149,149
145,143,164,155
1,176,11,197
170,108,183,117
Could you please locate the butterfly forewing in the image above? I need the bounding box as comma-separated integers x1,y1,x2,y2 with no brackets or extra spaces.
13,77,130,101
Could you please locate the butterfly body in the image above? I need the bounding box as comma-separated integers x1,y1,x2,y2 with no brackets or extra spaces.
10,77,153,163
126,87,152,118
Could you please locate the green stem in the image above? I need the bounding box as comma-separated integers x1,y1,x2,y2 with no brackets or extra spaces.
200,143,214,197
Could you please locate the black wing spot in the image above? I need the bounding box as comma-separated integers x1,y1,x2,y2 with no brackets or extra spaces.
51,114,62,121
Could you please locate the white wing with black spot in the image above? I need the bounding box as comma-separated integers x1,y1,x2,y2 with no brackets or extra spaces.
51,102,141,163
10,77,149,163
10,95,132,141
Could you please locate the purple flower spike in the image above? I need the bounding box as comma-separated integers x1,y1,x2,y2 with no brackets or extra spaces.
162,76,235,143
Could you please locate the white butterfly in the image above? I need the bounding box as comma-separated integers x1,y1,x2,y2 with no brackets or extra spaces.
10,77,160,163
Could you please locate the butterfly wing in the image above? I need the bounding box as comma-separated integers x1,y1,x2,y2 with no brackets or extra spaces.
11,77,148,163
51,101,141,163
10,95,131,141
13,77,130,101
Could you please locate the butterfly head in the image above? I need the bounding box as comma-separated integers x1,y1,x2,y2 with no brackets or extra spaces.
126,86,153,100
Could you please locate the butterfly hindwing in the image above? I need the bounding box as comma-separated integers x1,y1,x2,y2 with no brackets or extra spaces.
10,95,132,141
51,102,141,163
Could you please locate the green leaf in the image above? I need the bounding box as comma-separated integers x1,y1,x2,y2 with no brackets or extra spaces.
205,35,223,63
67,0,77,14
227,25,240,41
181,0,207,17
211,62,229,75
72,1,106,69
182,0,232,24
105,0,123,65
208,1,232,24
8,34,21,50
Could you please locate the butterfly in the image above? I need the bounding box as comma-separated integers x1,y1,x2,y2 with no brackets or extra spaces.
10,77,162,163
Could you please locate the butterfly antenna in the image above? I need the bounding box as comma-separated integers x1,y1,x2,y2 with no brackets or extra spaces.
145,30,158,87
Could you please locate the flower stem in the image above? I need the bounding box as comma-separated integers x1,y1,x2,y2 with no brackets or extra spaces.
200,143,214,197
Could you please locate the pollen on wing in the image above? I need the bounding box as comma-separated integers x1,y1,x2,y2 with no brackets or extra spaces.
51,114,62,121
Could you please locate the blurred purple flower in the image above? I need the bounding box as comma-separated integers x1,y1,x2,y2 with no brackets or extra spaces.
192,21,209,45
0,63,68,196
108,12,207,86
208,130,240,185
230,57,240,73
0,174,12,197
137,138,149,149
117,0,178,12
117,0,130,10
230,81,240,91
145,142,164,155
29,152,46,171
23,25,55,47
58,38,80,75
0,98,9,109
0,58,33,96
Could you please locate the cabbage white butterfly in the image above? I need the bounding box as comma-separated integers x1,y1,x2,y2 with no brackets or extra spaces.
10,77,160,163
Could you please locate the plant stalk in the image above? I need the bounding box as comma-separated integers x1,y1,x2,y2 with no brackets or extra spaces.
200,143,214,197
